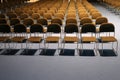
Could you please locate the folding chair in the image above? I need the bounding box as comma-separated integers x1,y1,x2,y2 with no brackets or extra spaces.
45,23,61,53
0,18,7,24
10,18,20,27
0,24,11,49
51,18,62,26
23,18,34,27
62,23,79,54
28,24,44,51
98,23,118,54
66,18,77,25
11,24,27,50
80,23,97,55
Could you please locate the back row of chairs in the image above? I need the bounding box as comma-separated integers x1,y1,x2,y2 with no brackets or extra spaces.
0,23,118,54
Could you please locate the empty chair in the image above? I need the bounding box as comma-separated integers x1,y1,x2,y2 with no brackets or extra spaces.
20,13,29,20
28,24,44,50
98,23,118,54
0,24,11,49
43,13,52,20
10,18,20,27
91,12,102,19
31,13,40,20
80,17,92,26
11,24,27,49
66,13,76,19
79,13,89,19
54,13,64,20
45,23,61,50
51,18,62,26
37,18,48,27
80,23,97,55
62,23,79,52
0,18,7,24
27,10,33,16
7,13,17,20
66,18,77,25
95,17,108,32
0,14,6,18
23,18,34,27
95,17,108,25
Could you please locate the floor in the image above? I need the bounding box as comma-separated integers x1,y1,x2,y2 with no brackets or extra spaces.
0,3,120,80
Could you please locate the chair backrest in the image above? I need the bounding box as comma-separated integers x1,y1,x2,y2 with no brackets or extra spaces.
0,24,11,33
31,13,40,20
51,18,62,25
23,18,34,27
20,13,29,20
80,17,92,25
95,17,108,25
43,13,52,20
10,18,20,26
30,24,43,33
47,23,61,33
37,18,48,26
81,23,96,33
7,13,17,20
65,23,78,33
100,23,115,32
66,18,77,25
0,14,5,18
0,18,7,24
13,24,26,33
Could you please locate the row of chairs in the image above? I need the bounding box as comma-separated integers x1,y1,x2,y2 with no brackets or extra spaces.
102,0,120,14
0,23,118,54
0,16,108,28
0,0,103,22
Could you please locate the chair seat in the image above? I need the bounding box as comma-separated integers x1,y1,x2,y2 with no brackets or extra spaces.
11,37,26,42
82,37,97,43
101,36,117,42
0,37,9,42
64,37,78,43
28,37,42,43
27,28,46,33
46,36,59,43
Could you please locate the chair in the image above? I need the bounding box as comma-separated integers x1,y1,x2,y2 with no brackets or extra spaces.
0,14,6,18
43,13,52,20
80,23,97,55
66,18,77,25
62,23,79,53
7,13,17,20
66,13,76,19
54,13,64,20
51,18,62,26
91,12,102,19
20,13,29,20
95,17,108,25
0,24,11,49
0,18,7,24
95,17,108,33
45,23,61,51
98,23,118,54
10,18,20,27
80,17,92,26
23,18,34,27
31,13,40,20
11,24,27,49
37,18,48,27
28,24,44,51
79,13,89,19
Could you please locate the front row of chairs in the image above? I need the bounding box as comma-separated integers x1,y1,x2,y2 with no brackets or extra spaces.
0,23,118,55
